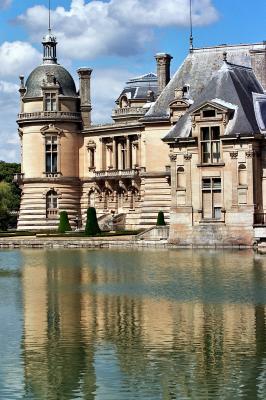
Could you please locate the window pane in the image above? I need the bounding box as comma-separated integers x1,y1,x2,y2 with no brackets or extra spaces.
201,127,210,141
202,142,211,163
212,141,220,163
202,178,211,189
211,126,220,140
214,207,222,219
52,154,57,173
212,178,221,189
46,154,52,172
203,191,212,219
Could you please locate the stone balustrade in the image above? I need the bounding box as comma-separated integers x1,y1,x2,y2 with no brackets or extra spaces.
17,111,81,121
112,107,146,118
94,169,139,179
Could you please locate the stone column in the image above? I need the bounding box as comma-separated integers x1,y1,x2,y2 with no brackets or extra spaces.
126,136,131,169
184,153,192,206
137,135,141,167
246,150,255,206
118,142,122,170
230,151,238,207
112,138,116,169
170,153,177,208
100,138,106,170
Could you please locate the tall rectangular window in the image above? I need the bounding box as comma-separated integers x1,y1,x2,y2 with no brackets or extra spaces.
44,93,57,111
201,126,220,163
202,178,222,220
45,135,58,173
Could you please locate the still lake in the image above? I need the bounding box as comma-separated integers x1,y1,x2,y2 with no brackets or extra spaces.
0,248,265,400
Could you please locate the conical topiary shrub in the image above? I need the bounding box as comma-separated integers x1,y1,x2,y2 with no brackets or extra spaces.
58,211,71,233
156,211,166,226
85,207,101,236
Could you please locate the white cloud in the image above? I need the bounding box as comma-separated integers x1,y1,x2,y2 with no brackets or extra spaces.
0,41,41,78
16,0,219,60
0,80,20,162
91,68,135,124
0,0,11,10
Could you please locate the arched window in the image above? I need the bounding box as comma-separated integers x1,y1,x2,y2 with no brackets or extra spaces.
238,164,247,186
46,190,58,218
120,96,129,108
177,167,186,188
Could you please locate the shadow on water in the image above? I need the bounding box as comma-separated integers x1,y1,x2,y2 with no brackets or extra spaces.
0,248,265,399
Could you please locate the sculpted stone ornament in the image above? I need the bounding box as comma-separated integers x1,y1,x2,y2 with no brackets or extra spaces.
246,150,256,158
169,154,177,162
230,151,238,159
184,153,192,161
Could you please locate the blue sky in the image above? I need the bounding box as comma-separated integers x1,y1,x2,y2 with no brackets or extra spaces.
0,0,265,162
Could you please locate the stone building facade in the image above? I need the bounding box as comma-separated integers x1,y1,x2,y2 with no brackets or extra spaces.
15,27,266,245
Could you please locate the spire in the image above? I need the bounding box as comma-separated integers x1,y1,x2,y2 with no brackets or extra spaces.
189,0,194,52
42,0,57,64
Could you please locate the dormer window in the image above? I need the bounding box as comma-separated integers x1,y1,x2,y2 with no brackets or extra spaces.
44,93,57,111
201,126,220,164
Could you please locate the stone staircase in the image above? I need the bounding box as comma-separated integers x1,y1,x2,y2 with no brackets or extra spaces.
139,175,171,228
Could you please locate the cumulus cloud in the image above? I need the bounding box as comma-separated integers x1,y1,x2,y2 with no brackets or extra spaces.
0,80,20,161
90,68,135,124
16,0,219,60
0,0,11,10
0,41,41,78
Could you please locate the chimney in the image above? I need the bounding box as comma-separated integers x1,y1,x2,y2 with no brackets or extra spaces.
155,53,173,96
77,67,93,128
250,42,266,91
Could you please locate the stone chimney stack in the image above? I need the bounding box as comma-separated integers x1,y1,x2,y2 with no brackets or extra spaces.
77,68,93,128
250,43,266,91
155,53,173,96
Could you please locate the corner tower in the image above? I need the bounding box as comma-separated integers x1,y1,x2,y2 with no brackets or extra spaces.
16,28,89,230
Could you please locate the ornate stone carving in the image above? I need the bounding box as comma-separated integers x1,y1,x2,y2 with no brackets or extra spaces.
230,151,238,159
169,153,177,162
246,150,256,158
184,153,192,161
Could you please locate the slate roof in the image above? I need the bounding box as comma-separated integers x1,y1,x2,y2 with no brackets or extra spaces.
163,61,264,141
144,43,266,121
117,73,158,102
25,64,78,98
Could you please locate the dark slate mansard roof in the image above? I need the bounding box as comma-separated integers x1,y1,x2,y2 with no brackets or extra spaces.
117,73,158,102
144,43,265,122
164,61,265,141
25,64,78,98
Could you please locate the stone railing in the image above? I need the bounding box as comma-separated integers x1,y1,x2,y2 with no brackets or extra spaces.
112,107,146,118
45,172,62,178
17,111,81,121
94,169,139,178
47,209,58,218
13,173,24,184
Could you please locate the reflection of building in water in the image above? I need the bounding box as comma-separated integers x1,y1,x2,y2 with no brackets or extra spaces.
22,250,266,398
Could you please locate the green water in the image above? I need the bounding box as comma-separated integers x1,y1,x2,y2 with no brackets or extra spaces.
0,248,265,400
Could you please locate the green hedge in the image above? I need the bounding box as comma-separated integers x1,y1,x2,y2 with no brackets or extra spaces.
156,211,166,226
58,211,71,233
85,207,101,236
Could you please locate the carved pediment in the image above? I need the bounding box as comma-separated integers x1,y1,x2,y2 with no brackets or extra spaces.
40,124,63,136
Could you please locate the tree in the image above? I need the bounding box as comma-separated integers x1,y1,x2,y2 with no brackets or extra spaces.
0,161,21,211
58,211,71,233
0,182,13,231
85,207,101,236
156,211,166,226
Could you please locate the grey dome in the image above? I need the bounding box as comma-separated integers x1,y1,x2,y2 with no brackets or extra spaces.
25,64,77,98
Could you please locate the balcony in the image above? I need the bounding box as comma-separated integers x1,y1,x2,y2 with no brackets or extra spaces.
112,107,146,120
94,169,139,179
45,172,62,178
17,111,81,122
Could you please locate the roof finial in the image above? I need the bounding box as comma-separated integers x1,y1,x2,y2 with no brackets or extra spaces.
189,0,194,52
